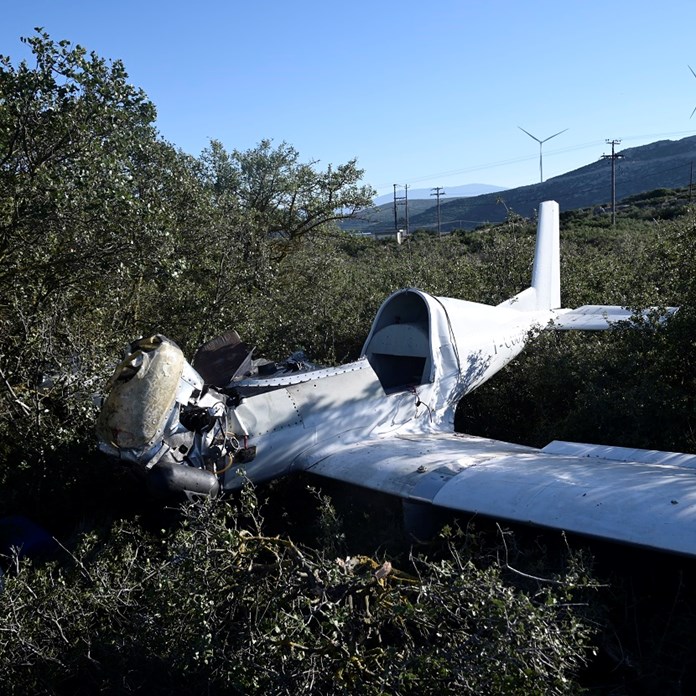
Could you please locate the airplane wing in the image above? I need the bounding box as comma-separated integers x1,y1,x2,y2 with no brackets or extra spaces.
297,432,696,556
552,305,678,330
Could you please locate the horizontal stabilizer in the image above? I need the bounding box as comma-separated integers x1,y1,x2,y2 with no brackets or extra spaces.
552,305,678,330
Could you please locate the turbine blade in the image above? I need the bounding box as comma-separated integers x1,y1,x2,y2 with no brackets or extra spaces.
518,126,541,143
542,128,569,143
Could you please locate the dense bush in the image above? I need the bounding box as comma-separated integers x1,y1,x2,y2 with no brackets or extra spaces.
0,490,595,695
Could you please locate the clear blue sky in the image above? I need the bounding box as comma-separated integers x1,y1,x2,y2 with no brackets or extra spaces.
2,0,696,197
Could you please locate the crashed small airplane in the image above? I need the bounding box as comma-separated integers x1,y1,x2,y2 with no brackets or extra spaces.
97,201,696,557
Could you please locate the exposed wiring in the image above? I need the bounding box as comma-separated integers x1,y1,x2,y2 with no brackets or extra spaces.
408,386,433,422
214,453,235,476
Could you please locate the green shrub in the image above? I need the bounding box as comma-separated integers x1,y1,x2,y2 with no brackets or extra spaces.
0,490,595,695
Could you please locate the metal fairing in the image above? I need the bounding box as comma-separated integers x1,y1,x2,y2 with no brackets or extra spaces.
96,200,694,556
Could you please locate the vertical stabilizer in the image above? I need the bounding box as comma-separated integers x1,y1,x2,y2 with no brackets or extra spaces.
498,200,560,311
531,200,561,310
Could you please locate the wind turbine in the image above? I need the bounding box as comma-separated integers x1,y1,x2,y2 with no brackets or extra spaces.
689,66,696,118
518,126,568,183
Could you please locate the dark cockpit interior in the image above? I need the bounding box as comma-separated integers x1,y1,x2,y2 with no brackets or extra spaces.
363,291,433,391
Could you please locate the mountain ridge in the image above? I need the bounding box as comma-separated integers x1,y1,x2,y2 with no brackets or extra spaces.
372,183,507,206
347,135,696,233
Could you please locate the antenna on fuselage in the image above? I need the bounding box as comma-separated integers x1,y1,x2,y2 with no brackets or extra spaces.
518,127,568,183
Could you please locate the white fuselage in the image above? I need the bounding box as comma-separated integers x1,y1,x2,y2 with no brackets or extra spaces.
221,292,554,489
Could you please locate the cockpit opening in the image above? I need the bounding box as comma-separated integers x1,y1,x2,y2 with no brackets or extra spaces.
363,290,433,391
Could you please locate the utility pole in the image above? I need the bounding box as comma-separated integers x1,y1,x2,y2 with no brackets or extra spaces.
393,184,409,239
601,139,622,226
404,184,409,235
430,186,446,236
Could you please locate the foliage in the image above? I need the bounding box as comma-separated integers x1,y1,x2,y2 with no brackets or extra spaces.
0,30,172,520
0,490,595,695
227,139,374,246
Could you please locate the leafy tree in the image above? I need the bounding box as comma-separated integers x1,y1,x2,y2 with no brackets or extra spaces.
0,31,203,519
226,139,375,248
138,140,377,353
0,30,157,298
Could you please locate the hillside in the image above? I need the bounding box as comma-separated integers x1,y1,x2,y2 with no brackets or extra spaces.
348,134,696,233
371,183,507,206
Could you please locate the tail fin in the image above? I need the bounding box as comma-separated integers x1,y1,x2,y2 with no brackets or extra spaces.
497,199,678,327
498,200,561,312
531,200,561,310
